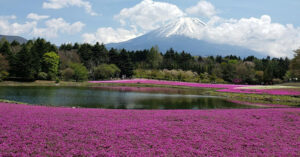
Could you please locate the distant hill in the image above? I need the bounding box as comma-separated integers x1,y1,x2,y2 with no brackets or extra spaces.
107,17,265,58
0,35,27,44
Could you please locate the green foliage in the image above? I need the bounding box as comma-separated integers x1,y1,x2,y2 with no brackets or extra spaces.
15,44,36,80
69,63,88,82
290,49,300,79
134,69,200,82
78,42,108,70
263,64,274,83
146,46,163,69
0,71,9,81
42,52,59,80
38,72,48,80
255,71,264,83
0,54,9,72
272,78,283,84
118,49,134,78
55,78,60,83
0,38,295,84
62,68,75,81
92,64,120,80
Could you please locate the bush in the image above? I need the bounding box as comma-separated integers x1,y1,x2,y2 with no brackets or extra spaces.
0,71,9,81
69,63,88,82
93,64,120,80
272,78,283,84
62,68,74,81
38,72,48,80
55,78,60,83
134,69,200,82
215,78,226,84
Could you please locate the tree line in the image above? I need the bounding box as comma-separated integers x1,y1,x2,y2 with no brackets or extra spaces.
0,38,299,84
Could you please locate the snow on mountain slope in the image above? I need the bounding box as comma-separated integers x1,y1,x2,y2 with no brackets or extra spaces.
106,17,266,58
152,17,206,39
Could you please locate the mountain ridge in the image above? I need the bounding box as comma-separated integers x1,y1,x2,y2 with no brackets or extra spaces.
107,17,265,58
0,35,27,44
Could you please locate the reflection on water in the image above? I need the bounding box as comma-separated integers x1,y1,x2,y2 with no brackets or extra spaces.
0,86,258,109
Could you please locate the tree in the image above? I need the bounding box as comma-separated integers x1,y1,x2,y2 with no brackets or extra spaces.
263,64,274,83
0,41,12,57
77,43,93,70
30,38,57,78
92,42,109,65
255,71,264,84
290,49,300,79
62,68,74,81
163,48,178,70
15,43,36,80
108,48,120,65
0,54,9,81
93,64,120,80
146,46,162,69
69,63,88,82
118,49,134,78
42,52,60,80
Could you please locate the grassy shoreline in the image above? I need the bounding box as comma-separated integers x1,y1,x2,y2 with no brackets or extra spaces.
0,80,300,106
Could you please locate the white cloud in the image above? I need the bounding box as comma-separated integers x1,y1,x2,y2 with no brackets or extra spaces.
0,16,37,35
115,0,185,31
0,15,84,39
201,15,300,57
27,13,50,21
186,1,217,18
32,18,85,38
82,27,141,44
183,2,300,57
85,0,300,57
43,0,98,16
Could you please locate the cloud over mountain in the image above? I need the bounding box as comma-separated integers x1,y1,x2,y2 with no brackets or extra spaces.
0,15,84,39
85,0,300,57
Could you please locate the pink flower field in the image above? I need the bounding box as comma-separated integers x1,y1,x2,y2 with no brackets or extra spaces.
89,79,300,96
1,102,300,156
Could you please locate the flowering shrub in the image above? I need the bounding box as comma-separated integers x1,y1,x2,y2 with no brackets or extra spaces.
0,103,299,156
89,79,300,96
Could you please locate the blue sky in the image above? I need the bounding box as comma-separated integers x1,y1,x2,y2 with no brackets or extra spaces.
1,0,300,57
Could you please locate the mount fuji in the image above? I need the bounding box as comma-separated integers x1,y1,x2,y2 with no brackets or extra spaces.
106,17,265,57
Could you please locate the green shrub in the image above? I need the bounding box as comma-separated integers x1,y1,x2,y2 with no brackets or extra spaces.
38,72,48,80
93,64,120,80
0,71,9,81
55,78,60,83
272,78,283,84
62,68,74,81
69,63,88,82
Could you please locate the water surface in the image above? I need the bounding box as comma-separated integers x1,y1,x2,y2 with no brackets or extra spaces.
0,86,258,109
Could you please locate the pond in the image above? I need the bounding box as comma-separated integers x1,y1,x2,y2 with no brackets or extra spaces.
0,86,258,109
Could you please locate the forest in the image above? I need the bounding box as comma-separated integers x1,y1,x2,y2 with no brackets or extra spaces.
0,38,299,85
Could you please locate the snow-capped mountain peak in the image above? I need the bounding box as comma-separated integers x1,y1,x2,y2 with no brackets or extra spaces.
106,17,265,58
152,17,206,39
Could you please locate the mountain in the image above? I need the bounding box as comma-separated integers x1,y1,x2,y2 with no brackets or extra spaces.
0,35,27,44
107,17,265,58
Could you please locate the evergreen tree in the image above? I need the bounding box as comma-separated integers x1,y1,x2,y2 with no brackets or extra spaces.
146,46,162,69
290,49,300,79
15,44,35,80
118,49,134,78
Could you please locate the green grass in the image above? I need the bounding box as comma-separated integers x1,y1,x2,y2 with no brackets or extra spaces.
209,91,300,106
0,99,28,105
